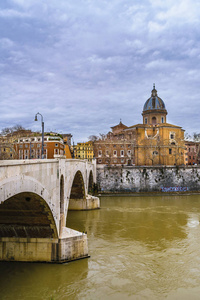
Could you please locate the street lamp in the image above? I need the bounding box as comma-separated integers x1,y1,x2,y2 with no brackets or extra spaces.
34,112,44,159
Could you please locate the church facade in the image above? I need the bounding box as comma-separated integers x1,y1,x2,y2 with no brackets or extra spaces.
94,85,185,166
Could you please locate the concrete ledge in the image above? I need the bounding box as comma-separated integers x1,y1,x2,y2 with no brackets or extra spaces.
68,195,100,210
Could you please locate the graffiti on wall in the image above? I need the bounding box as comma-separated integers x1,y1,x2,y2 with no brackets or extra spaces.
161,186,189,192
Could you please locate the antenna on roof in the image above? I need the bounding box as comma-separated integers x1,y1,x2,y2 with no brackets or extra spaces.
153,83,155,89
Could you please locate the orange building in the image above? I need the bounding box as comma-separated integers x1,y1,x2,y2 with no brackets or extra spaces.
63,137,72,159
185,141,200,165
14,135,64,159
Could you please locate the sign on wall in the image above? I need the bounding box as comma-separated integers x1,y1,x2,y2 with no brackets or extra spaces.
160,186,189,192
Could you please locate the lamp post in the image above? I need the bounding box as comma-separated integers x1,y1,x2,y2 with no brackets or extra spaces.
34,112,44,159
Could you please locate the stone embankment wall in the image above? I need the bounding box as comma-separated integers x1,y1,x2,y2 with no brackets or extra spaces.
97,165,200,193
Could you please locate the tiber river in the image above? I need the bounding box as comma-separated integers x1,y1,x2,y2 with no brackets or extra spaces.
1,195,200,300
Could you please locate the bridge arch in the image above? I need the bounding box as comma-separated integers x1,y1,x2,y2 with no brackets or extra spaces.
88,170,94,194
68,170,86,211
60,174,64,215
69,170,86,200
0,175,59,234
0,192,58,239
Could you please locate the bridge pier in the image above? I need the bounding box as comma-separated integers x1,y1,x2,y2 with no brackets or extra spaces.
0,229,89,263
68,195,100,210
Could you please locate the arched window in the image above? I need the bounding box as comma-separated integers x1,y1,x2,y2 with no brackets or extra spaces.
152,117,157,125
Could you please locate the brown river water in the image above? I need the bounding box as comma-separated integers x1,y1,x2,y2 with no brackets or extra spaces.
1,195,200,300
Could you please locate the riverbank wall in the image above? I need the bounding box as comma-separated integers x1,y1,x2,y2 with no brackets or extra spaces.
97,165,200,193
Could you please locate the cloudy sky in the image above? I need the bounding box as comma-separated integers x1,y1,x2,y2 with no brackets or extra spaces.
0,0,200,142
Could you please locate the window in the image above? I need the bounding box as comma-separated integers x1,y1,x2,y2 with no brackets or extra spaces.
106,150,109,157
38,138,41,141
171,142,175,145
152,117,157,125
98,159,102,163
98,150,102,157
25,144,28,148
31,138,35,141
128,145,131,148
161,117,164,123
19,145,23,148
31,144,34,148
170,133,174,139
169,149,172,154
37,144,41,148
121,150,124,157
55,143,58,147
113,145,116,148
153,151,158,155
145,118,148,124
127,150,131,156
121,159,124,163
113,150,117,157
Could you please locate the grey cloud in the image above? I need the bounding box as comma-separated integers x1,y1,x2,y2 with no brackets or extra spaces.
0,0,200,141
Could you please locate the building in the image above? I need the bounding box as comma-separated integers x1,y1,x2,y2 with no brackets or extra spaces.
93,121,135,165
63,137,72,159
185,141,200,165
94,85,185,166
0,129,34,160
14,135,64,159
75,141,94,161
62,134,72,147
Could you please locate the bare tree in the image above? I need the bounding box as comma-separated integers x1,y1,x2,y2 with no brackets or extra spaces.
88,135,99,142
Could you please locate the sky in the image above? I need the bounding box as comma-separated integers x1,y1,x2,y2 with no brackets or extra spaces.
0,0,200,143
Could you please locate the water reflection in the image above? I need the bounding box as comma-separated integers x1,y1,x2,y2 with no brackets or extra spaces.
1,195,200,299
0,259,89,300
67,196,190,250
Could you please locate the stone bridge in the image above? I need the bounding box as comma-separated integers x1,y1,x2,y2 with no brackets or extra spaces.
0,158,100,263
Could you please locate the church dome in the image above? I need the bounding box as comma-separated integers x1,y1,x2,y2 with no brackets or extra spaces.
143,84,166,112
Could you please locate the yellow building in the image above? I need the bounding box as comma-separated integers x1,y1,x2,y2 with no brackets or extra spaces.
94,85,185,166
75,141,94,161
125,84,185,165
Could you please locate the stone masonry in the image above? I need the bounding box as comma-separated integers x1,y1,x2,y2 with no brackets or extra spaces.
97,165,200,193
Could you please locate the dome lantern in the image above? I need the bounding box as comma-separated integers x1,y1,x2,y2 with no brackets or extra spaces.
142,85,167,125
